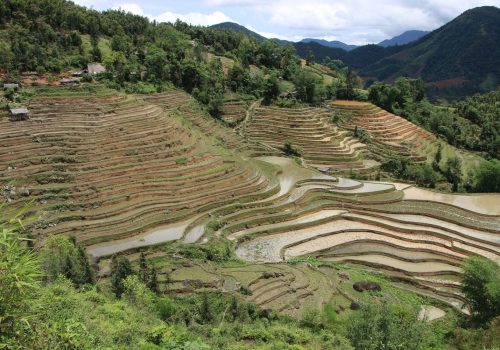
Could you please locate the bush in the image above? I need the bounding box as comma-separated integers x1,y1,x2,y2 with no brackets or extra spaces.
81,73,93,83
41,235,94,287
472,160,500,193
353,126,371,143
282,141,301,157
344,302,434,350
462,255,500,323
0,226,41,341
110,256,135,298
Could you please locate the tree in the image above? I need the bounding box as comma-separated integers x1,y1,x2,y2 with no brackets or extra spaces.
147,266,159,294
237,37,257,67
41,235,94,287
472,160,500,193
262,73,280,105
444,156,463,192
433,143,442,171
0,39,13,70
90,36,102,62
282,141,301,157
200,293,212,323
139,252,148,283
346,68,358,100
0,227,41,339
76,245,94,285
306,49,315,66
462,256,500,323
294,70,321,104
111,257,134,298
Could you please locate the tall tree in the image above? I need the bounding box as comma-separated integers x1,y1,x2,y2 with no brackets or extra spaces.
306,49,315,66
444,156,463,192
139,252,148,283
111,257,134,298
147,266,159,294
262,73,280,105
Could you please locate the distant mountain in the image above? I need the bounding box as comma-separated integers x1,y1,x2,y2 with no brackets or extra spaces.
300,38,357,51
294,41,347,62
210,22,266,42
361,6,500,98
378,30,430,47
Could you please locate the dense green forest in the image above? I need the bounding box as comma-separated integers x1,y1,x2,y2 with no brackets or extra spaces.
0,0,354,118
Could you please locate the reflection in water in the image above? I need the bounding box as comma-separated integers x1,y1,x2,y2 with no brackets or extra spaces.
403,187,500,215
88,218,195,258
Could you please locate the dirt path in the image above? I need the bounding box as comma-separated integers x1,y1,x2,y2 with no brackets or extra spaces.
237,99,262,135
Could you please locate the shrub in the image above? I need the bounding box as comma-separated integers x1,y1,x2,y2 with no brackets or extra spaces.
41,235,94,287
472,160,500,193
282,141,301,157
0,226,41,340
344,302,434,350
110,256,135,298
81,73,93,83
462,255,500,323
353,126,371,143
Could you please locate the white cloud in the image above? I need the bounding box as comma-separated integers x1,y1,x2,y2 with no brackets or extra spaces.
112,3,233,26
113,3,147,16
268,2,349,30
156,10,232,25
244,24,289,40
204,0,265,6
205,0,500,43
72,0,500,44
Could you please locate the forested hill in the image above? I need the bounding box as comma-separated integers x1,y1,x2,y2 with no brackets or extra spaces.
210,22,266,42
0,0,315,117
362,6,500,99
294,6,500,99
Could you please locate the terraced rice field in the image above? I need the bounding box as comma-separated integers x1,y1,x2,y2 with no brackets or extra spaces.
221,98,250,126
331,100,433,162
2,87,499,317
221,156,500,311
245,105,378,173
0,88,271,248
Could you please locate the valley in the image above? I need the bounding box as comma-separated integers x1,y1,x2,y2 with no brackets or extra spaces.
1,2,499,349
2,86,498,320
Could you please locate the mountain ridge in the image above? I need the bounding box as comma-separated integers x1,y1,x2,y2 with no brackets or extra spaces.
378,30,430,47
361,6,500,98
300,38,358,51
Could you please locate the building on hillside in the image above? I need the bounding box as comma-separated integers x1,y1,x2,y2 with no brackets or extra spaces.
3,83,19,90
87,63,106,75
72,70,84,77
9,107,29,121
60,78,80,86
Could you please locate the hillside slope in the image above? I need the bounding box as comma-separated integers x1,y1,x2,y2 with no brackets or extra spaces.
293,7,500,99
362,6,500,98
210,22,266,42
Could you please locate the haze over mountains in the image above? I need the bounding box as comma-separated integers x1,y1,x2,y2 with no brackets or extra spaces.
213,6,500,99
211,23,429,49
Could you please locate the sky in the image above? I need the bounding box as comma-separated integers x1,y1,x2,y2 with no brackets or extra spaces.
73,0,500,44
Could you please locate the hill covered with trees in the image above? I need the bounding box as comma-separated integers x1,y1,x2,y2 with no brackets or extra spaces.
294,6,500,99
